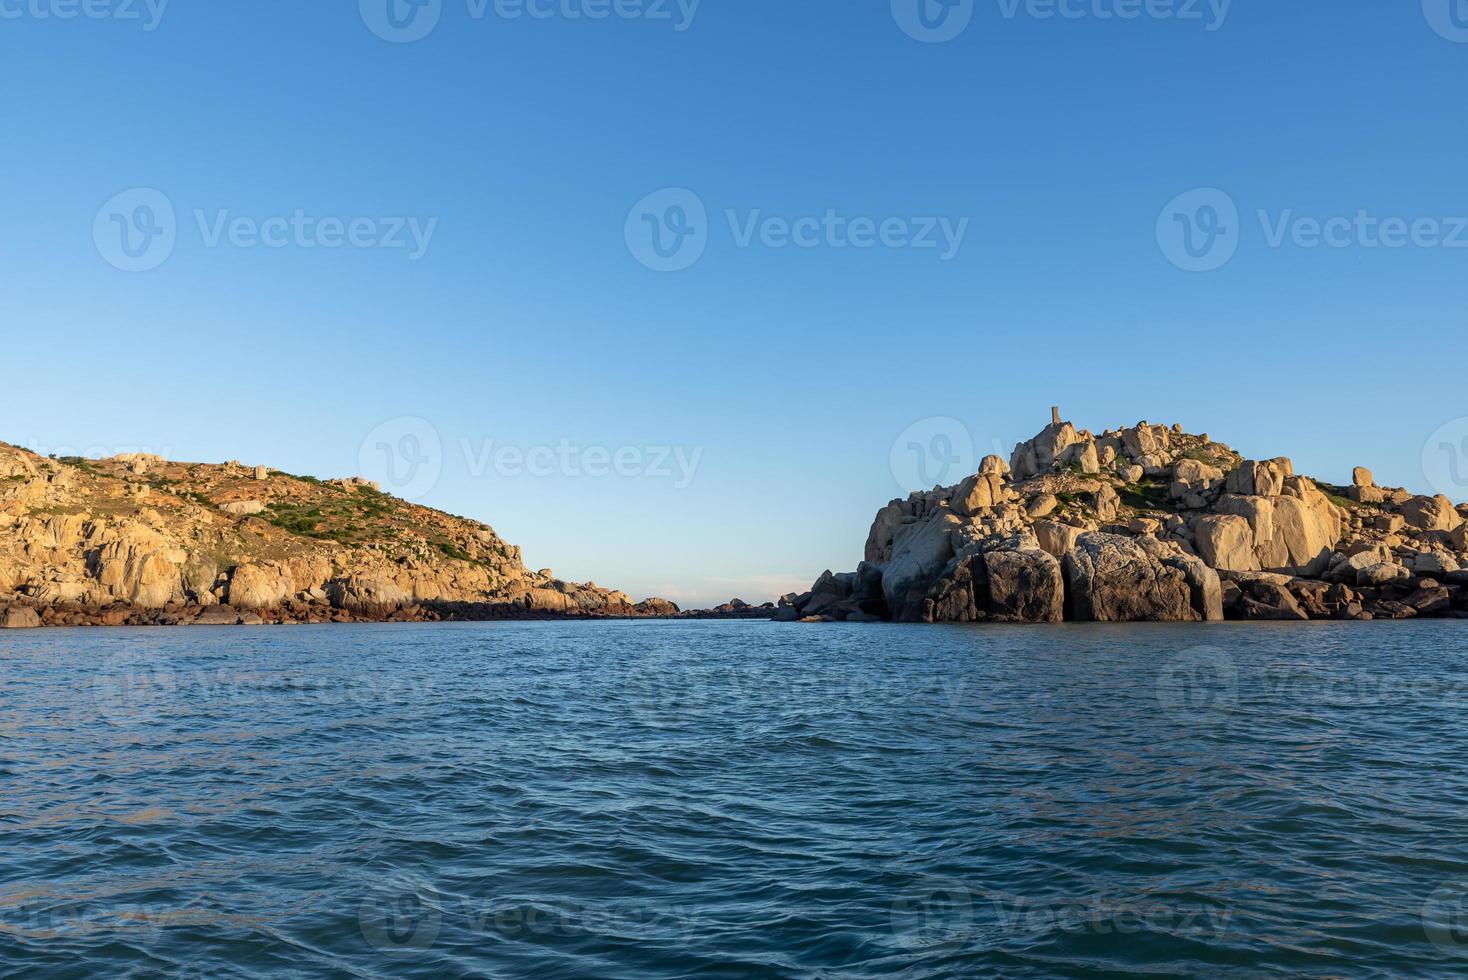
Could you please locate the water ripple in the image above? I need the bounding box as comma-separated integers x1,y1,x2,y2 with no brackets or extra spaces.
3,621,1468,977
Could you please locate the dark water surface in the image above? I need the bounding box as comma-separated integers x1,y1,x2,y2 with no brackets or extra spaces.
4,621,1468,977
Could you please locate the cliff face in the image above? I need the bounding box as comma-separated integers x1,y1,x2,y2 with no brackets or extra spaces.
782,419,1468,624
0,442,676,627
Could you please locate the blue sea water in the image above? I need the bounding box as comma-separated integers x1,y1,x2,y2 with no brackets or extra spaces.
3,621,1468,978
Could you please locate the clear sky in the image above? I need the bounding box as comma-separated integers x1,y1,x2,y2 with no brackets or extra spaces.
3,1,1467,607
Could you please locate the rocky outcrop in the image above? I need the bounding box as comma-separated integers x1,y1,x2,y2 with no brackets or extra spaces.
917,537,1064,624
2,605,41,629
0,440,679,627
882,510,963,622
1063,533,1221,623
784,413,1468,625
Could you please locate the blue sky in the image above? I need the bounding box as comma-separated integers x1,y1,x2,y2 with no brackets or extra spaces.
2,1,1467,607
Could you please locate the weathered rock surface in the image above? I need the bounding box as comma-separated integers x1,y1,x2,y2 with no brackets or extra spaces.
1063,533,1221,623
2,605,42,628
0,440,680,627
982,547,1065,623
785,413,1467,626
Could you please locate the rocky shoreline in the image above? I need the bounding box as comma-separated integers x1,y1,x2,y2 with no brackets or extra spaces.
6,419,1466,631
0,440,772,630
0,596,775,629
776,415,1468,625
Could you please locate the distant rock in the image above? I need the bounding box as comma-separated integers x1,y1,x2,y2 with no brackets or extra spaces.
784,411,1467,625
1,605,41,628
0,440,682,628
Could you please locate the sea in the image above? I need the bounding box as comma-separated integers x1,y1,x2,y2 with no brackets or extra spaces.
3,620,1468,978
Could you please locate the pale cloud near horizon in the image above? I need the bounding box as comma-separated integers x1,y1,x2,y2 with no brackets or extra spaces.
653,573,812,606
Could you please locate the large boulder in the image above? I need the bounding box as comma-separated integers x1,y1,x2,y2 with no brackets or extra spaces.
1358,562,1411,587
1347,484,1388,504
87,523,186,608
1209,484,1342,577
1011,423,1084,481
1236,580,1309,621
1171,458,1224,500
1060,441,1101,475
952,455,1010,516
925,556,984,623
1120,424,1170,459
1062,533,1222,622
982,548,1064,623
1225,458,1293,498
1413,552,1460,577
923,544,1064,624
882,510,962,622
1033,520,1084,560
1194,514,1259,572
864,500,908,564
326,573,412,616
1267,482,1343,577
227,562,296,610
1401,495,1463,533
1,605,41,629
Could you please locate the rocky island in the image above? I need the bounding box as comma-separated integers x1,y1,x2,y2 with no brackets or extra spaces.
0,441,691,628
779,413,1468,624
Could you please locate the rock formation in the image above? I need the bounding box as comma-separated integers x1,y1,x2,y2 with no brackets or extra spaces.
0,442,679,628
780,415,1468,624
